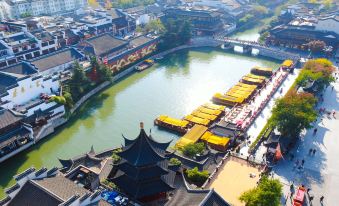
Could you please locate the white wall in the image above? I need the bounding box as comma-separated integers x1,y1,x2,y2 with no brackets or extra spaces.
136,14,151,25
1,76,60,109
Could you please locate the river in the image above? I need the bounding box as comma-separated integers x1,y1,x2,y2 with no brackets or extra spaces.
0,23,279,195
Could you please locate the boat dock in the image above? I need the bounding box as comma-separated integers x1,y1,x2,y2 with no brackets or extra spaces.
155,61,295,152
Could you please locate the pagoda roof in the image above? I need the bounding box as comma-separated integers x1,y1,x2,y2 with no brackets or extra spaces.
113,170,175,199
119,125,170,167
122,132,172,151
116,159,169,181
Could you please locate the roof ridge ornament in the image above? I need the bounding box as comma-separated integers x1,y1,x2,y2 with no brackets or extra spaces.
140,122,144,129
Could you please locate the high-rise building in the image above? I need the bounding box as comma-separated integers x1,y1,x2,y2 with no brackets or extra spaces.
0,0,88,19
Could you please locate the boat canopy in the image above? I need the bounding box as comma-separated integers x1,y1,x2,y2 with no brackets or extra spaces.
191,110,218,121
157,115,189,127
282,59,293,67
202,103,226,111
197,106,222,116
184,115,210,126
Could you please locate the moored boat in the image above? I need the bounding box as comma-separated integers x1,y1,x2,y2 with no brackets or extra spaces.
135,59,154,72
250,66,273,77
154,115,189,134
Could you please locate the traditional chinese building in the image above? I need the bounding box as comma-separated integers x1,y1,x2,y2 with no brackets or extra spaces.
77,33,158,73
164,7,224,36
111,122,175,202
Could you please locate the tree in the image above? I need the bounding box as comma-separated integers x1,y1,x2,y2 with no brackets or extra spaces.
69,62,90,101
296,58,335,90
239,14,255,25
169,158,181,166
180,142,205,158
270,90,317,138
185,167,209,184
323,0,333,9
145,19,165,34
306,40,326,53
159,17,192,50
89,56,112,83
63,91,74,109
239,176,283,206
97,64,113,82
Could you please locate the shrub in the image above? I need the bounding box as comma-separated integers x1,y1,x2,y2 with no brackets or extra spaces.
239,176,283,206
101,179,119,190
63,91,73,109
112,148,122,163
49,96,66,105
181,142,205,158
169,158,181,166
185,167,209,184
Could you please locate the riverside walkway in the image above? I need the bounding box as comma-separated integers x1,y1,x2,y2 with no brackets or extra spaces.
273,74,339,206
239,69,300,158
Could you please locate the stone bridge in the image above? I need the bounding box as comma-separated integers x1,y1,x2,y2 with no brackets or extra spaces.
213,37,300,61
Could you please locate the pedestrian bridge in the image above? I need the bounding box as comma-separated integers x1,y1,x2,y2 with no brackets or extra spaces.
214,37,300,61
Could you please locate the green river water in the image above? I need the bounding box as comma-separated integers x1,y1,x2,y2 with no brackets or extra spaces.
0,23,279,195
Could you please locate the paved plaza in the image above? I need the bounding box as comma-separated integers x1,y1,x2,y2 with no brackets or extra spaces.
209,156,263,206
273,73,339,206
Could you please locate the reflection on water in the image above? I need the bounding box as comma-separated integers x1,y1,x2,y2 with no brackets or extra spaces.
0,47,280,195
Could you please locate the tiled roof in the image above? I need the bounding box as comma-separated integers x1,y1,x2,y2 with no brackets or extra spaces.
199,189,231,206
29,48,83,72
7,181,62,206
0,109,23,130
129,36,154,48
0,62,37,76
83,33,127,57
0,41,8,50
0,72,18,94
118,129,167,167
0,126,30,149
32,175,88,201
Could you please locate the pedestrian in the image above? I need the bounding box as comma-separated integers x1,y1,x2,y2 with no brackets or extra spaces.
309,148,313,155
320,196,324,203
321,118,324,125
333,110,336,119
307,188,311,193
332,86,334,91
313,128,318,135
301,159,305,166
313,149,316,156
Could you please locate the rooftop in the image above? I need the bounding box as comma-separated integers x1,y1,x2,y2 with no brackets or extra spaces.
0,62,37,76
0,108,23,131
81,33,127,57
7,175,89,206
29,48,84,72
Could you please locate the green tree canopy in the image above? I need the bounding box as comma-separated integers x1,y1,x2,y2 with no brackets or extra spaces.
159,17,192,50
97,64,113,82
180,142,205,158
185,167,209,184
69,62,90,100
296,58,335,90
270,89,317,138
239,176,283,206
112,0,155,9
